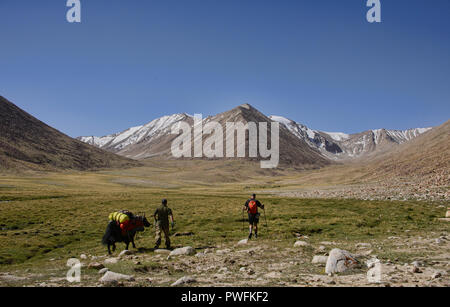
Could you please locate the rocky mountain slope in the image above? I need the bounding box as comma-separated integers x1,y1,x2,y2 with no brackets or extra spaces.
80,104,331,168
0,96,139,171
269,115,431,160
79,105,431,164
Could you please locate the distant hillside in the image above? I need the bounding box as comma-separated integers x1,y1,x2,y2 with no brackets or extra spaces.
80,104,332,169
368,120,450,185
0,96,140,171
269,115,431,160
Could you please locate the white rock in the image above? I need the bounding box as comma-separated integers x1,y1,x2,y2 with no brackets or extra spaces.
119,250,133,257
99,271,134,284
98,268,109,274
317,246,327,252
293,241,309,247
171,276,196,286
237,239,248,245
154,249,171,254
80,254,88,260
312,255,329,264
169,246,195,256
325,249,359,274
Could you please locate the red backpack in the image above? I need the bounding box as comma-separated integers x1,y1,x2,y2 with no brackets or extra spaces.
248,200,258,214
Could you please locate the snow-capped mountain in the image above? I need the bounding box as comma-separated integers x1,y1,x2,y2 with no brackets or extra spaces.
269,115,432,160
78,104,332,167
78,105,433,162
78,113,194,159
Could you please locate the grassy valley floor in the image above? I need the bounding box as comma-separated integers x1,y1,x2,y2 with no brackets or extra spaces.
0,161,449,287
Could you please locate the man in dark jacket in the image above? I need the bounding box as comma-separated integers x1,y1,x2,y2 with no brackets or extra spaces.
153,199,174,249
243,194,264,239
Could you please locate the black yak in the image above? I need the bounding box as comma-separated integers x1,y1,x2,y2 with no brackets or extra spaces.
102,214,151,254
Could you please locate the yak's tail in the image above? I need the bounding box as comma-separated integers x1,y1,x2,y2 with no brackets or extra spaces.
102,221,114,245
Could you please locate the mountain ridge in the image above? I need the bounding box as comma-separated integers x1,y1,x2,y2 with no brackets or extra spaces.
79,104,433,162
0,96,140,171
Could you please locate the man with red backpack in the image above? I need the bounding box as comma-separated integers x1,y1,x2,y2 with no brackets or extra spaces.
243,194,265,239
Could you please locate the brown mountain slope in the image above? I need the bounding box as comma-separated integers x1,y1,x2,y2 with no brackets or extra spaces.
108,103,332,169
207,104,331,168
367,120,450,184
0,96,140,171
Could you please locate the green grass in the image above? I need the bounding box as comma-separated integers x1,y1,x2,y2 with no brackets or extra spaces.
0,169,448,277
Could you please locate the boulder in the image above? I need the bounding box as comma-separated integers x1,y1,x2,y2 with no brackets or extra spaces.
99,271,134,284
312,255,328,264
98,268,109,274
169,246,195,257
325,249,359,274
171,276,196,287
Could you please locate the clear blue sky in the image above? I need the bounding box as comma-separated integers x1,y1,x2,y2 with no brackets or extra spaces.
1,0,449,137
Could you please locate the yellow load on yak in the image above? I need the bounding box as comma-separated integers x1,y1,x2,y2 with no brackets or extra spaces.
109,211,131,224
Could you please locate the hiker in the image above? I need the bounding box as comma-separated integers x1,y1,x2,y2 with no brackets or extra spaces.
153,199,175,249
243,194,264,239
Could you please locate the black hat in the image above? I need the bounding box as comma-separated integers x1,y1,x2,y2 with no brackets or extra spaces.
162,199,167,205
252,194,256,198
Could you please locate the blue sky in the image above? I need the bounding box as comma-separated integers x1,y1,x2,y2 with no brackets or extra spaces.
1,0,449,137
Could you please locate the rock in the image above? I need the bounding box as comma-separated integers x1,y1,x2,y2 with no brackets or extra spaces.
317,246,327,252
118,250,133,257
312,255,328,264
446,209,450,218
88,262,105,270
169,246,195,256
154,249,171,254
80,254,88,260
237,239,248,245
411,266,422,274
98,268,109,274
320,241,336,245
432,272,442,279
104,257,119,265
434,238,443,244
171,276,196,287
293,241,309,247
411,261,424,267
325,249,359,274
99,271,134,284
